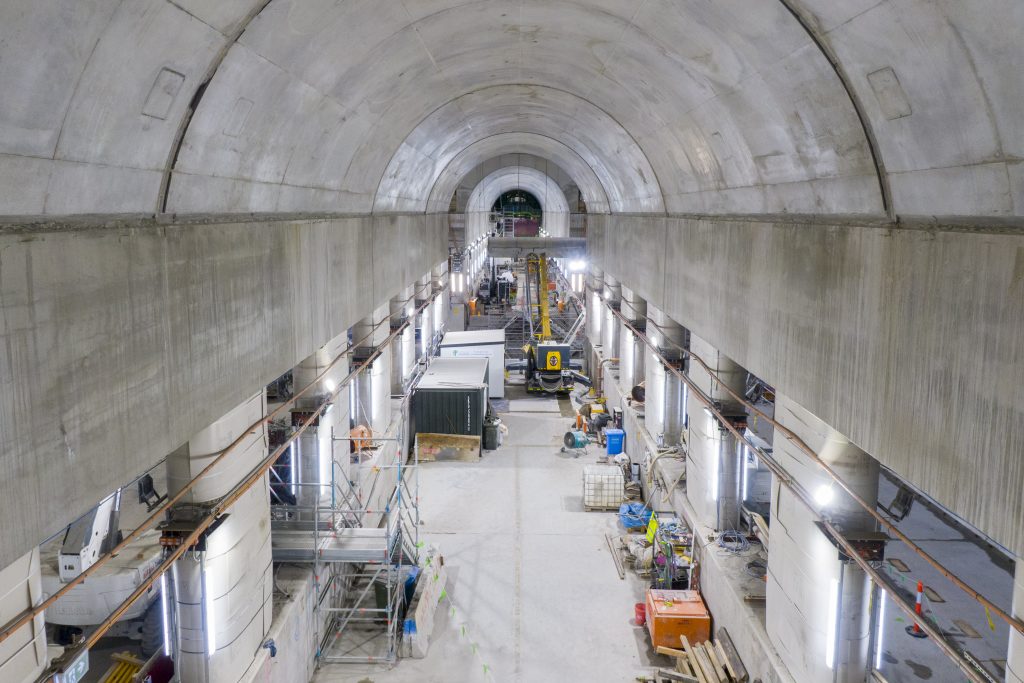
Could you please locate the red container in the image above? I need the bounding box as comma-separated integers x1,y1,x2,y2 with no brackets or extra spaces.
634,602,647,626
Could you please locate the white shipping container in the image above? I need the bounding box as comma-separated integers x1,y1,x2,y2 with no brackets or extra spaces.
439,330,507,398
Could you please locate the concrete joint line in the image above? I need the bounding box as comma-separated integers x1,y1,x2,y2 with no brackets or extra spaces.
156,0,275,214
774,0,893,219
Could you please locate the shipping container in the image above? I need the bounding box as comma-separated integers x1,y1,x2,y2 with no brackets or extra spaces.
412,357,490,439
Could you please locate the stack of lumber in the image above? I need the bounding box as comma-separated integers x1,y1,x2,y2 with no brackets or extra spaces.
650,628,749,683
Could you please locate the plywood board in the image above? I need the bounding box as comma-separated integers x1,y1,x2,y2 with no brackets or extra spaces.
416,433,481,461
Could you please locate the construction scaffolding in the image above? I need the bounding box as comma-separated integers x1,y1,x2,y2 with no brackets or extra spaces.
270,407,420,665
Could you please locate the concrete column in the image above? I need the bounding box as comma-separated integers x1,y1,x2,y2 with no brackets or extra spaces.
766,393,879,683
601,276,620,356
650,307,687,449
415,273,432,364
352,304,392,435
292,330,350,512
619,326,636,390
618,287,646,390
0,549,47,682
684,332,747,531
390,286,414,394
167,392,272,683
643,345,666,440
431,263,448,346
587,267,604,349
1006,559,1024,682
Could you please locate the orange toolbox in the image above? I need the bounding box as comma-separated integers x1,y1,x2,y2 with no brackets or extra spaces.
645,589,711,649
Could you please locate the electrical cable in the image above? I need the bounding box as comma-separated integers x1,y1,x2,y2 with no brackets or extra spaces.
594,295,1004,682
716,530,751,555
0,280,442,653
745,559,768,579
600,293,1024,638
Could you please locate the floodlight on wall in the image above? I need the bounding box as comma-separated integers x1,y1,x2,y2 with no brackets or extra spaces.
649,332,659,348
324,378,336,393
814,485,835,507
569,260,586,272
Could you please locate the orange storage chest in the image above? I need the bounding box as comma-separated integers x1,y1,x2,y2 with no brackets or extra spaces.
645,589,711,649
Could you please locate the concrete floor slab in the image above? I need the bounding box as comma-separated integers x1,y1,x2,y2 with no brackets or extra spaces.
315,408,651,682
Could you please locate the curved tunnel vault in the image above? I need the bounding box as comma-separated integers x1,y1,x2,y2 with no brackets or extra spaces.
465,165,571,240
441,152,588,214
0,5,1022,680
1,0,1018,218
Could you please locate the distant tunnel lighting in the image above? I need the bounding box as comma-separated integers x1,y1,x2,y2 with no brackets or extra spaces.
814,485,835,507
324,378,336,393
875,589,887,670
349,381,356,421
825,577,839,669
740,443,749,501
603,290,611,301
569,259,586,272
406,302,415,317
650,332,659,348
290,442,297,496
160,573,171,657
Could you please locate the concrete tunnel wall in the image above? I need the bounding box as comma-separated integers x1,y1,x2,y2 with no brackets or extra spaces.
588,214,1024,556
0,0,1021,594
0,214,446,569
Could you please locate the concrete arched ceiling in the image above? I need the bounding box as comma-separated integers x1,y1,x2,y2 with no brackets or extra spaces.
465,166,571,238
437,151,597,214
0,0,1019,217
365,85,662,214
467,166,570,215
425,137,610,214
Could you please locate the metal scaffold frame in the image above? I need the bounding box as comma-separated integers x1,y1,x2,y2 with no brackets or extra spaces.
314,451,419,664
269,348,429,665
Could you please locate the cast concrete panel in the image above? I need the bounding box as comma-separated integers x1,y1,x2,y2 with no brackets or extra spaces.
54,0,223,171
794,0,1024,216
0,214,445,569
591,215,1024,554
